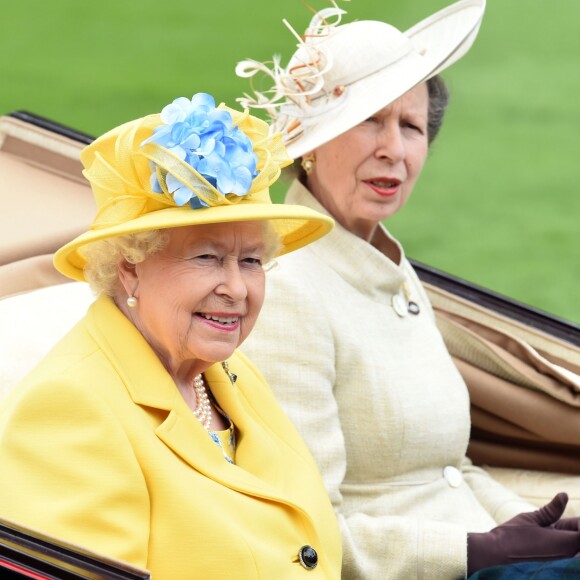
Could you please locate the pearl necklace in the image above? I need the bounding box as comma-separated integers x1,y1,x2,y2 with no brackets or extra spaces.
192,374,212,430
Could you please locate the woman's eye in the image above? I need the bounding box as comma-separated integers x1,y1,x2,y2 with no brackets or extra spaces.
194,254,218,262
404,121,424,134
241,257,263,267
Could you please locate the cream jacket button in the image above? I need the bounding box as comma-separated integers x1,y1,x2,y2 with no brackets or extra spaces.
443,465,463,488
392,293,408,317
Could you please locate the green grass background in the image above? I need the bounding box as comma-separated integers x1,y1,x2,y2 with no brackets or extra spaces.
1,0,579,323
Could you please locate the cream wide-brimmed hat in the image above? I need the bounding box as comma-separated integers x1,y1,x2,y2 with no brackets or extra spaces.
54,94,334,282
236,0,486,159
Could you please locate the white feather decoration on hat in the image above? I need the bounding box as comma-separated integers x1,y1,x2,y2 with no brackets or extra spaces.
235,1,349,144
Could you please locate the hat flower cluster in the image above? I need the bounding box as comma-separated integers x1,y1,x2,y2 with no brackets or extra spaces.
143,93,258,209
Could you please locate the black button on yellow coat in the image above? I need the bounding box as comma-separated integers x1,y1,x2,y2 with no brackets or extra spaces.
298,546,318,570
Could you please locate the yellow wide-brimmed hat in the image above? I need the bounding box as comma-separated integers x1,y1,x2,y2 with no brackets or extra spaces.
54,93,334,281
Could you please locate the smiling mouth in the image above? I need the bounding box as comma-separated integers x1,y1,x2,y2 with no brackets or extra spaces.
197,313,239,326
367,179,400,188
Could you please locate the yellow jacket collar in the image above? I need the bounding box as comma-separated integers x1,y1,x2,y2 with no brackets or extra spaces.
83,295,308,507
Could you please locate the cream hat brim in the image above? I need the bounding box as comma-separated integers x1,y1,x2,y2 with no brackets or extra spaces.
286,0,486,159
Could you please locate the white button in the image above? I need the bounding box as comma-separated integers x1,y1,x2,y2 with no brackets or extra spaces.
443,465,463,488
392,293,408,317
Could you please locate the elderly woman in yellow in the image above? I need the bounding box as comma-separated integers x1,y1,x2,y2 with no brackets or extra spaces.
0,93,341,579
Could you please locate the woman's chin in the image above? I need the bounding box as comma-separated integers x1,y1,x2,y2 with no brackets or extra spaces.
354,197,405,225
190,340,241,366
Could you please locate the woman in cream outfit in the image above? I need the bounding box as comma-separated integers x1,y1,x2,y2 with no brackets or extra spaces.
0,93,341,578
238,2,580,578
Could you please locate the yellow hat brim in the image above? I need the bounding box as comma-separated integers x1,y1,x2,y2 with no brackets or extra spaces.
54,202,334,281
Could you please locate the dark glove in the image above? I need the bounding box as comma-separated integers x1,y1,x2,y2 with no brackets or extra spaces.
467,492,580,576
552,514,580,531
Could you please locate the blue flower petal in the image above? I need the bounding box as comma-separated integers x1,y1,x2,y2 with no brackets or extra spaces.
171,122,195,146
160,97,193,124
208,109,233,129
184,152,201,169
150,172,163,193
225,143,257,176
213,140,226,158
230,166,253,195
197,156,218,180
216,172,236,195
197,137,217,157
181,134,201,150
189,196,209,209
167,145,187,161
141,124,172,146
173,185,193,206
166,174,192,206
190,93,216,111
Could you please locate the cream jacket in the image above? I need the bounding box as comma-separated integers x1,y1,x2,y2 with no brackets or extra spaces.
0,294,342,579
242,180,534,579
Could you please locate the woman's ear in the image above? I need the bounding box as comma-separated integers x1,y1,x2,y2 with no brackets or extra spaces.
117,259,139,298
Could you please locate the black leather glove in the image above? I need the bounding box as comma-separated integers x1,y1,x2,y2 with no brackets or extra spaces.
467,492,580,576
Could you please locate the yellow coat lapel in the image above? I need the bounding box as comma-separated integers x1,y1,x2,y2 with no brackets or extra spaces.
86,296,301,508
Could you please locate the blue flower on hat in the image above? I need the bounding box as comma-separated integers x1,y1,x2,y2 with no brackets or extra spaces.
143,93,258,208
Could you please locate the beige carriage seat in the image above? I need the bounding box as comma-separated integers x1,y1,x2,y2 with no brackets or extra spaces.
0,114,95,298
0,282,94,399
0,114,96,398
426,282,580,516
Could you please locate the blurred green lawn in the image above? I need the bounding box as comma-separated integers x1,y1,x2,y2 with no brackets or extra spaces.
1,0,579,323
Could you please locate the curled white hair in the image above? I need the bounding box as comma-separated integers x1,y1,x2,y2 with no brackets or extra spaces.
81,230,169,296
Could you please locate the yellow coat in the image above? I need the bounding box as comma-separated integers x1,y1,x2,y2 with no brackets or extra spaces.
0,295,341,579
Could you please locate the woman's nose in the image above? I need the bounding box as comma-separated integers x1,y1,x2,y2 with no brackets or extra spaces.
216,260,247,301
375,125,404,163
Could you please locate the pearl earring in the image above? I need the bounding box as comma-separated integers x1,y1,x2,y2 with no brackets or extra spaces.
301,153,316,176
127,296,138,308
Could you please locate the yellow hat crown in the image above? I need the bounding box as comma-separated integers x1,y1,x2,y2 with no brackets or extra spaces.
83,93,291,231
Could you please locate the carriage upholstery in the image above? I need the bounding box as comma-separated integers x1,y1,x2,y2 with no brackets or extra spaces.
0,114,95,298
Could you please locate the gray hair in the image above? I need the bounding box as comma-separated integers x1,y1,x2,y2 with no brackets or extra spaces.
426,74,450,145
